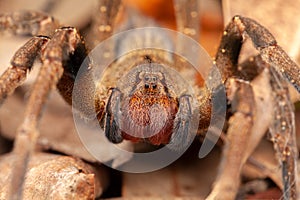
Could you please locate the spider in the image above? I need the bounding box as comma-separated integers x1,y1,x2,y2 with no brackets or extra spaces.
0,0,299,199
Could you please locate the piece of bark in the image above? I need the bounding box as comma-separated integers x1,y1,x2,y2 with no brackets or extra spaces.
0,152,109,199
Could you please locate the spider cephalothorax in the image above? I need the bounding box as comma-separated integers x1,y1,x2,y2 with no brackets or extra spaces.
101,53,198,149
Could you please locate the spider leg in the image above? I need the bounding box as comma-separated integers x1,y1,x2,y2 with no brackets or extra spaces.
73,0,123,122
0,10,88,110
215,15,299,199
8,27,86,200
0,10,87,106
0,36,49,105
104,88,123,143
172,0,212,145
0,11,59,36
269,67,297,199
169,95,193,151
173,0,199,65
174,0,199,44
216,15,300,92
88,0,122,46
0,11,62,104
206,79,255,200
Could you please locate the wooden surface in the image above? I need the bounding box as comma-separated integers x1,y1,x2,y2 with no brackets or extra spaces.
122,146,220,198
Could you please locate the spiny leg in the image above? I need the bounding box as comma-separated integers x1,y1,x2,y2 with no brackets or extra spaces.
0,11,59,36
206,80,255,200
8,27,86,200
171,0,203,151
216,15,300,92
215,15,299,199
0,11,64,104
269,67,297,199
88,0,122,46
174,0,200,42
0,11,63,105
75,0,123,120
174,0,200,63
0,36,49,105
237,16,300,92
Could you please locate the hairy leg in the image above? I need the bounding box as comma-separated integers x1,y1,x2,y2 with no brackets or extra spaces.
0,36,49,104
169,95,193,151
216,15,300,92
105,88,123,143
0,11,59,36
173,0,200,66
76,0,123,120
215,15,299,199
88,0,122,46
174,0,200,43
7,27,85,200
0,11,62,105
269,67,297,199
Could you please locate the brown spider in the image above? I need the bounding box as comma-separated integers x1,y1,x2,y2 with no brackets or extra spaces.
0,0,299,199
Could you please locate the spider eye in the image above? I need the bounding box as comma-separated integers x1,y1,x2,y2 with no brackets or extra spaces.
144,84,150,89
152,84,157,89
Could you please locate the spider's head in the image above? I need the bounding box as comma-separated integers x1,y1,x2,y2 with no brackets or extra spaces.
137,71,163,95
